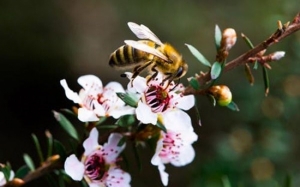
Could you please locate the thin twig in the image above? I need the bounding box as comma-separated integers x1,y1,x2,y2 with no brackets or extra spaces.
183,13,300,95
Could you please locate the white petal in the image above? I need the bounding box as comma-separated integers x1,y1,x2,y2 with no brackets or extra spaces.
163,110,193,132
78,75,103,97
105,82,125,93
157,162,169,186
172,95,195,111
126,73,147,94
83,128,100,156
151,138,163,166
78,108,100,122
0,172,6,186
109,106,135,119
64,154,85,181
170,144,196,167
105,167,131,187
136,101,157,125
102,133,125,163
60,79,81,104
8,171,14,181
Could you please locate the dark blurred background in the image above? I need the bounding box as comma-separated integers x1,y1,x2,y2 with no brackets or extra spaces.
0,1,300,187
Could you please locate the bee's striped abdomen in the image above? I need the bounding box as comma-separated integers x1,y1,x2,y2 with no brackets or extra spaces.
109,40,155,68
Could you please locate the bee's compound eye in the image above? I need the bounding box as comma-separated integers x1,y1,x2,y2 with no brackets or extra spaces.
176,66,183,78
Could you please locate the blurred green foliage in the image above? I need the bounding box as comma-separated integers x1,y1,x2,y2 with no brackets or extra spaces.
0,0,300,186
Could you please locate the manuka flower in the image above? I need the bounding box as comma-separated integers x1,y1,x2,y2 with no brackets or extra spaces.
125,72,195,125
64,128,131,187
0,166,14,186
60,75,134,122
151,110,198,186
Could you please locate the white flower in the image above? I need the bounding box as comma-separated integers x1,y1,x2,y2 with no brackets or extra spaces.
125,72,195,125
0,170,14,186
151,110,198,186
60,75,134,122
64,128,131,187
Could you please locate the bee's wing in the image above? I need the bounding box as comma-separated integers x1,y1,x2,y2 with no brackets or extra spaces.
127,22,163,46
124,40,169,62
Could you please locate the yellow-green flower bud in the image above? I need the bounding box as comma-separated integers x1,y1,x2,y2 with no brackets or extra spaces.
208,85,232,106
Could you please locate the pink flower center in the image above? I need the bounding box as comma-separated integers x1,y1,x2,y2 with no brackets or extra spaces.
85,153,106,181
145,86,170,113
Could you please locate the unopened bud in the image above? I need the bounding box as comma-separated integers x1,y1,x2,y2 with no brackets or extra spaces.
270,51,285,61
222,28,237,51
208,85,232,106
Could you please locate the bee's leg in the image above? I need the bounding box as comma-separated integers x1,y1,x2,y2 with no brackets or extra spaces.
131,61,153,86
147,65,158,85
170,78,180,91
161,73,172,86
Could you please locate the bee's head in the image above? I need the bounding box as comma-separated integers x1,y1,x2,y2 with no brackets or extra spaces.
174,62,188,79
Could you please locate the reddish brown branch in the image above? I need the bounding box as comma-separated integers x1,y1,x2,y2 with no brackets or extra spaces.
183,13,300,95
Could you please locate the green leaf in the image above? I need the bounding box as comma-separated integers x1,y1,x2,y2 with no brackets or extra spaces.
60,108,76,116
117,136,127,147
115,115,136,127
215,25,222,50
253,61,258,69
116,92,139,107
46,131,53,158
226,101,240,111
185,44,211,67
95,117,107,126
132,143,142,171
98,124,119,129
15,165,30,178
23,153,35,171
244,64,254,85
194,98,202,126
156,121,167,133
262,66,270,96
189,77,201,90
53,139,67,160
241,33,254,49
0,165,11,181
283,174,292,187
32,133,44,163
222,176,232,187
211,62,222,79
58,171,66,187
208,94,217,106
53,110,79,141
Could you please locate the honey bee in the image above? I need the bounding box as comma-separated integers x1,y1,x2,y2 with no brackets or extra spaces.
109,22,188,87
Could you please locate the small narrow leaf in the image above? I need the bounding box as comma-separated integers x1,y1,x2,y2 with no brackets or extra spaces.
262,67,270,96
117,136,127,147
253,61,258,69
189,77,201,90
244,64,254,85
156,121,167,133
211,62,222,79
115,115,136,127
23,154,35,171
194,98,202,126
60,108,76,116
95,117,107,126
132,143,142,171
45,130,53,158
215,25,222,50
185,44,211,67
15,165,30,178
31,134,44,163
241,33,254,49
283,174,292,187
222,176,232,187
116,92,139,107
53,110,79,141
98,124,119,129
226,101,240,111
53,139,67,160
